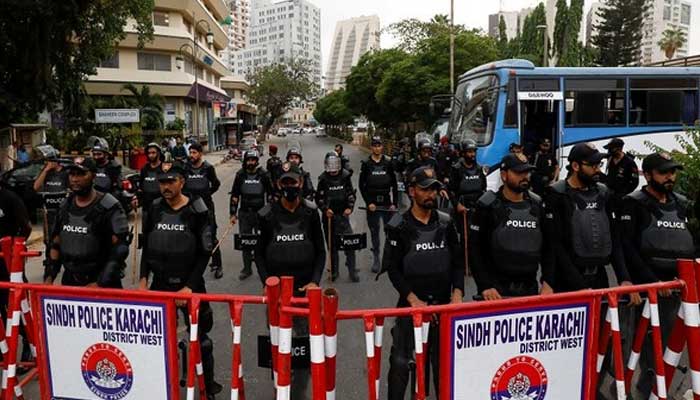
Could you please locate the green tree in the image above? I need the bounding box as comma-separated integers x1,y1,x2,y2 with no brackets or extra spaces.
658,27,687,60
121,84,165,130
592,0,648,66
387,14,453,53
556,0,586,66
246,60,317,132
520,3,548,66
498,16,509,58
0,0,154,127
313,89,354,129
553,0,569,60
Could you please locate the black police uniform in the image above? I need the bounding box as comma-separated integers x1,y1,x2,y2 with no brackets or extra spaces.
0,187,31,318
448,159,487,211
230,166,273,276
544,180,630,291
255,198,325,398
391,144,412,208
138,162,164,224
37,168,69,241
339,154,353,177
471,189,552,296
316,169,357,279
266,155,283,183
383,209,464,399
404,157,437,183
47,192,130,288
184,160,222,269
359,155,399,272
140,196,219,395
529,150,558,195
620,188,695,395
300,167,315,201
94,159,122,195
605,153,639,209
436,146,455,183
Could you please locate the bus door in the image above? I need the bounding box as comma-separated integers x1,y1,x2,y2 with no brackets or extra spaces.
516,79,564,160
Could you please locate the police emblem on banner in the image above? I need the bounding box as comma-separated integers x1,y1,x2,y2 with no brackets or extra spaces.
490,356,547,400
81,343,134,399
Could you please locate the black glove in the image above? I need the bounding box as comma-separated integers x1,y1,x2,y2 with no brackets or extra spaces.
43,259,61,281
97,261,122,287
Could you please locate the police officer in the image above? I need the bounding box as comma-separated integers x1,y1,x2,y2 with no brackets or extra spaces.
138,162,222,399
286,146,315,201
317,152,358,282
184,142,223,278
529,138,559,195
359,136,399,273
471,154,553,299
132,143,164,225
448,139,487,214
266,144,283,183
0,182,31,322
509,142,524,156
404,139,437,180
384,166,464,399
543,143,634,292
44,157,130,288
32,145,69,258
230,150,273,280
619,152,693,396
334,144,353,176
436,136,455,184
255,162,325,398
603,138,639,212
91,139,122,196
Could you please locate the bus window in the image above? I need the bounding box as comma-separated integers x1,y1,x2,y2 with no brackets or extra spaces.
630,78,699,125
503,80,518,127
565,79,625,126
518,78,560,91
451,75,499,145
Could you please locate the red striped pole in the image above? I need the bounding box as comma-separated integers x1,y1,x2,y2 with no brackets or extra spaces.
607,294,626,399
230,301,245,400
373,316,384,398
412,313,426,400
10,240,36,361
3,289,24,400
186,297,203,400
661,305,686,387
648,290,668,400
276,277,294,400
307,287,326,400
323,289,338,400
625,298,650,391
680,259,700,399
265,277,281,390
364,316,378,400
595,308,612,376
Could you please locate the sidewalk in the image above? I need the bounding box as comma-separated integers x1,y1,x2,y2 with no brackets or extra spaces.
26,149,236,248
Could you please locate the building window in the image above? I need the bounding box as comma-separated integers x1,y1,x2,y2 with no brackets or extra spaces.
100,51,119,68
630,78,698,125
185,20,192,33
663,5,672,20
196,67,204,79
565,79,626,126
137,52,171,71
681,4,691,24
153,11,169,26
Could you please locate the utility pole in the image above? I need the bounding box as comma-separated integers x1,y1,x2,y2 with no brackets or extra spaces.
450,0,455,93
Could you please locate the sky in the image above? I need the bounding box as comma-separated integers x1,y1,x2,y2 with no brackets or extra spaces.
314,0,700,72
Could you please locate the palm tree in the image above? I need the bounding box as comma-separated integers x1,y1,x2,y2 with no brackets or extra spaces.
657,27,687,60
120,84,165,130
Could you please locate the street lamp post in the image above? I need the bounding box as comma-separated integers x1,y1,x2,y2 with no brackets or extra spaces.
450,0,455,93
175,14,214,140
536,24,548,67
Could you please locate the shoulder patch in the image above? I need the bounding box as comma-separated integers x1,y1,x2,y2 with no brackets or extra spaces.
99,193,120,210
626,190,647,202
386,212,405,230
191,197,208,213
527,190,542,204
303,199,318,210
550,180,567,194
436,210,452,225
477,190,498,208
258,203,273,219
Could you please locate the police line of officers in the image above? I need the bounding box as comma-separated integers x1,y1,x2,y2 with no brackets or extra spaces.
19,134,694,399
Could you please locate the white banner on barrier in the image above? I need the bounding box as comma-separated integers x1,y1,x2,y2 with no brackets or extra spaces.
40,296,172,400
447,302,591,400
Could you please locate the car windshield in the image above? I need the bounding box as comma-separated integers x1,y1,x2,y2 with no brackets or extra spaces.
449,74,499,146
431,119,449,139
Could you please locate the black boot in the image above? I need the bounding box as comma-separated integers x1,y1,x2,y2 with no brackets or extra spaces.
239,267,252,280
201,336,222,396
211,265,223,279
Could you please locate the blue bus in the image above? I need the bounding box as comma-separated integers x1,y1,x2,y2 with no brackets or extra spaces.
447,59,700,189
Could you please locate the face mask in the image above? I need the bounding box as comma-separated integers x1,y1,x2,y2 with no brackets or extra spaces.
281,186,300,201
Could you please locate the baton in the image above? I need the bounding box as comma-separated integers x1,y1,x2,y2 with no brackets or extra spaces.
211,221,236,256
326,214,333,285
463,211,470,277
42,205,49,246
358,206,399,212
132,211,139,285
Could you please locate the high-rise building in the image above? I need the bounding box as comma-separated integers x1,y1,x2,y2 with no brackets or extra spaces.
84,0,232,149
640,0,692,64
221,0,251,71
488,8,533,41
586,2,605,46
232,0,322,85
324,15,380,92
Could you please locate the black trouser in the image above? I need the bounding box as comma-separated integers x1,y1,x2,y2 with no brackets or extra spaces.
322,214,356,276
388,316,440,400
154,280,218,393
291,316,309,399
238,209,259,273
61,267,123,288
367,209,391,264
494,279,539,297
42,209,59,266
207,204,222,268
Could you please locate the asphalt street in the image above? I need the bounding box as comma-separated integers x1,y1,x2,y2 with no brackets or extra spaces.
22,134,478,399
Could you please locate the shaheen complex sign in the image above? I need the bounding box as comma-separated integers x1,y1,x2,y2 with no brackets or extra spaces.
37,294,176,400
441,297,595,400
94,109,140,124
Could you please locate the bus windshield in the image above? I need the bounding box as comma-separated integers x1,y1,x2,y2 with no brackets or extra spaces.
450,74,499,145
